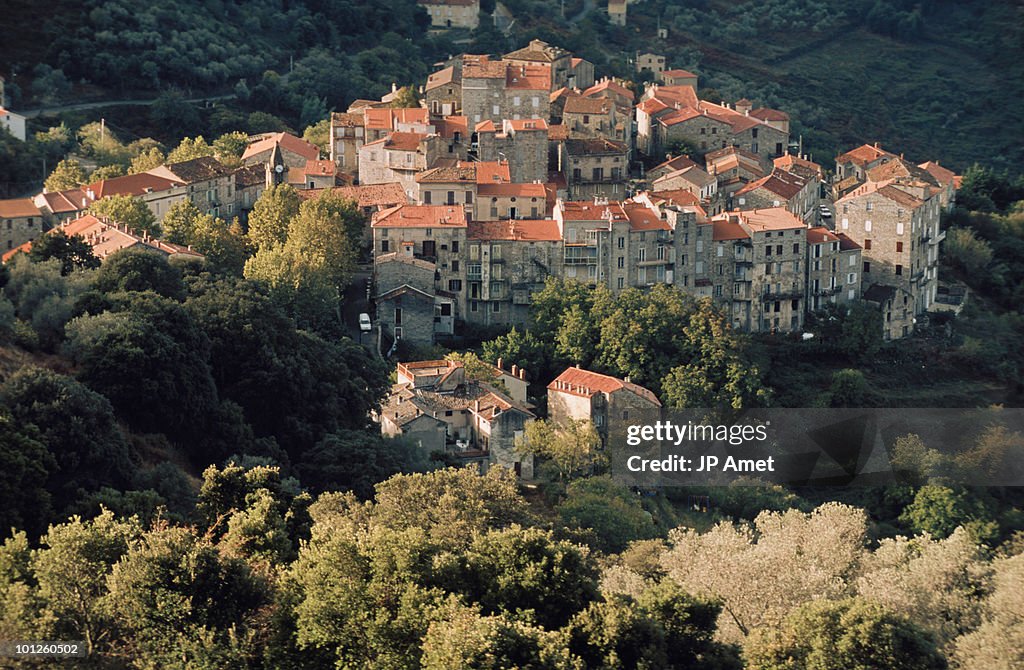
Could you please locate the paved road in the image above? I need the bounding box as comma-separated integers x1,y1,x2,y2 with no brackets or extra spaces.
20,93,235,118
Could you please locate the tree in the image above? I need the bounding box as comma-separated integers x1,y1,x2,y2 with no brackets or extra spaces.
517,419,605,482
28,231,101,275
944,227,994,276
166,136,215,164
44,158,87,192
301,120,330,153
128,146,165,174
104,526,268,661
30,64,72,105
746,598,945,670
296,431,428,499
160,199,204,245
839,303,884,362
389,86,419,109
482,326,553,382
1,367,136,514
558,476,658,553
89,164,125,180
149,91,202,139
0,412,54,537
434,525,599,630
212,131,250,168
63,292,218,449
856,527,990,645
246,184,301,251
661,503,868,641
32,511,142,656
825,368,873,407
88,194,159,236
420,604,557,670
93,247,185,298
899,485,997,542
190,215,252,275
952,553,1024,670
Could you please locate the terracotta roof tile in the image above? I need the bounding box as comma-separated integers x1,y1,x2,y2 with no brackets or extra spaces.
0,198,42,218
372,204,468,228
548,366,661,406
242,133,319,162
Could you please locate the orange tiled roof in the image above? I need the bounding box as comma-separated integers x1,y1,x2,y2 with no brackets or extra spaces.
242,132,319,162
505,118,548,131
835,143,895,167
0,198,42,218
735,169,807,200
472,161,512,184
918,161,957,187
548,366,661,406
85,173,183,199
662,69,697,79
712,219,750,241
331,112,364,127
583,78,633,101
622,203,670,232
806,226,839,245
728,207,804,232
372,204,468,228
563,96,610,115
425,66,457,91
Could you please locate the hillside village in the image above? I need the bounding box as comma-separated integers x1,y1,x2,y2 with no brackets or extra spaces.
0,35,967,478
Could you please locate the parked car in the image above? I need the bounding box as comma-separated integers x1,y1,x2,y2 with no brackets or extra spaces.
359,313,372,331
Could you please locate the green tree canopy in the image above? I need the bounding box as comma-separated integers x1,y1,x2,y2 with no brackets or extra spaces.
28,231,101,275
88,194,159,236
44,158,87,192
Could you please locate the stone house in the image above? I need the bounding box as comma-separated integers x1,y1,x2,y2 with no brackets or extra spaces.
569,58,596,90
647,154,698,182
706,146,766,198
917,161,958,212
505,40,572,90
380,359,535,477
233,164,266,218
805,226,863,311
364,108,432,143
0,199,43,253
636,53,666,78
834,143,896,183
562,96,623,142
466,218,563,326
835,178,943,334
560,138,630,199
147,156,235,219
417,0,480,29
359,132,447,200
608,0,627,26
547,366,662,447
372,204,468,323
460,56,551,126
477,182,549,221
375,252,456,345
662,69,698,87
424,65,461,117
863,283,915,341
734,168,817,223
33,188,90,225
475,119,549,183
329,112,365,177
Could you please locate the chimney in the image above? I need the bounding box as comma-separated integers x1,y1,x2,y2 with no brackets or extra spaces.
497,357,503,370
518,368,525,380
511,363,518,377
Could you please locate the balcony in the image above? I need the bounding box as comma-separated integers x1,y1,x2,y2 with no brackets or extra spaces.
761,289,804,302
565,249,598,265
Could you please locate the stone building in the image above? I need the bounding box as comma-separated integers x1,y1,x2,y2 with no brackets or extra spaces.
637,84,789,161
834,143,896,183
358,132,447,200
375,252,455,345
662,69,698,88
466,219,563,326
547,366,662,447
380,359,535,477
835,178,943,336
805,226,863,311
706,146,766,198
504,40,572,90
147,156,235,219
417,0,480,29
734,168,817,223
561,96,624,142
608,0,627,26
636,53,666,78
424,65,461,117
475,119,549,183
0,199,43,253
560,138,630,199
460,56,551,126
372,204,468,329
329,112,365,176
81,172,188,223
863,283,915,341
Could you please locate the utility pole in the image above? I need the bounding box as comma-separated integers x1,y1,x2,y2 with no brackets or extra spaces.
100,117,105,145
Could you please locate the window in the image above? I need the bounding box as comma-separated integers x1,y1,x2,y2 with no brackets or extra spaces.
394,308,402,326
492,105,500,116
617,277,624,288
452,260,460,272
716,244,724,257
638,247,646,262
776,245,783,255
492,302,500,313
866,202,873,211
793,243,800,254
381,240,390,252
865,220,872,232
714,285,723,296
752,128,758,138
448,279,462,291
452,240,460,253
617,256,625,268
864,239,872,250
513,96,521,106
617,236,625,249
849,254,856,266
896,222,904,235
766,246,772,256
863,261,871,272
895,264,903,276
